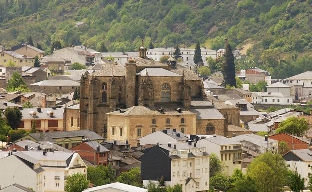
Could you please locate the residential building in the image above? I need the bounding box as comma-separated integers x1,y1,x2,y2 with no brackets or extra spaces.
146,47,216,67
141,143,209,192
83,182,147,192
283,148,312,186
236,68,271,85
139,129,189,146
40,57,71,74
251,92,293,105
269,133,309,152
19,130,104,149
197,135,242,175
12,44,44,59
0,151,86,192
49,45,102,66
101,52,129,66
286,71,312,99
267,82,291,97
30,79,79,94
5,140,70,152
63,104,80,131
71,141,110,165
0,51,35,67
107,106,197,147
18,107,64,132
229,134,278,157
0,183,34,192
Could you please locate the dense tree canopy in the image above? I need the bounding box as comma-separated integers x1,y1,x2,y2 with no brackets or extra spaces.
4,107,22,129
65,173,89,192
222,40,236,87
71,62,86,70
275,117,309,137
87,165,116,186
194,41,203,65
116,167,142,187
247,152,289,192
6,72,29,92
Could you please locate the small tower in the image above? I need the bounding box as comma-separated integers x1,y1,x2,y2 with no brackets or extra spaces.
139,39,147,58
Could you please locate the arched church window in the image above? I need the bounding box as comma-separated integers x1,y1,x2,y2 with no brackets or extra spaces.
102,91,107,102
161,83,170,102
102,83,107,90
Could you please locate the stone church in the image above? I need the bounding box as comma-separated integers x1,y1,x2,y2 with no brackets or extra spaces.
80,47,235,139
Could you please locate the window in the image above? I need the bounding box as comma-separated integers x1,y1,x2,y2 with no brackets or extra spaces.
277,99,280,102
20,60,22,62
54,176,60,180
77,117,80,127
206,123,214,133
265,99,267,102
181,127,185,133
120,127,123,136
102,91,107,102
181,118,185,124
71,117,73,127
287,99,290,103
56,183,59,187
137,128,141,137
59,86,62,90
161,83,171,102
166,118,171,124
112,126,115,135
152,128,156,133
272,99,275,102
152,119,156,124
102,83,107,90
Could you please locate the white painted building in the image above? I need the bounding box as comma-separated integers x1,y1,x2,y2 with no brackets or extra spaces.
0,151,86,192
146,47,216,67
197,135,242,176
285,71,312,99
283,149,312,186
251,92,293,105
267,82,291,97
141,143,210,192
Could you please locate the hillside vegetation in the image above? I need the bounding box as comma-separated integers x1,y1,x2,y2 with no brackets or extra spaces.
0,0,311,78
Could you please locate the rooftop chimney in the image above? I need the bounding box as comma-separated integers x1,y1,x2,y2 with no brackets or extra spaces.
168,142,171,147
25,145,28,151
163,130,167,134
37,107,41,113
174,144,176,149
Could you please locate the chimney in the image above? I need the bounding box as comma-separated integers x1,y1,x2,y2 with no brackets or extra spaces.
174,144,176,149
163,130,167,134
188,140,192,145
96,145,100,152
37,107,41,113
176,133,180,137
25,145,28,151
194,142,197,147
173,129,176,132
176,108,182,113
3,102,7,106
43,149,47,156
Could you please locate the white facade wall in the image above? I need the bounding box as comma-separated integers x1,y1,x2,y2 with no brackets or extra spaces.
286,160,312,186
267,87,291,97
0,155,42,191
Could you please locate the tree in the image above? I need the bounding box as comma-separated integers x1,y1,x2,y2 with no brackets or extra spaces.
210,153,223,177
197,66,210,79
222,39,236,87
287,170,304,192
34,56,40,67
116,167,142,187
6,72,30,92
22,101,33,108
160,55,170,63
87,165,116,186
27,36,34,46
228,176,258,192
71,62,86,70
8,129,26,142
0,116,11,142
207,56,223,73
64,173,89,192
247,152,289,192
194,41,203,65
4,107,22,129
36,43,42,50
149,41,155,49
278,141,290,155
210,173,231,191
275,117,309,137
98,42,108,52
51,41,62,52
173,45,181,60
73,87,80,100
249,81,267,92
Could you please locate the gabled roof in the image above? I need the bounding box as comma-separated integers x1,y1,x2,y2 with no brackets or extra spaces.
31,80,80,86
27,130,104,141
82,182,147,192
203,135,241,145
286,149,312,162
190,108,224,120
138,68,181,77
0,183,34,192
21,107,64,120
84,141,110,153
287,71,312,80
267,82,290,88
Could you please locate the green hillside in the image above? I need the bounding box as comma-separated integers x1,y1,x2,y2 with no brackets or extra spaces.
0,0,311,78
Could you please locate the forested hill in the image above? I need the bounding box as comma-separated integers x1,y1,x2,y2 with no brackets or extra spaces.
0,0,311,78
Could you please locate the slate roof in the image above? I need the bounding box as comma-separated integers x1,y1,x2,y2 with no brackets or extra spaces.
83,182,147,192
85,141,109,153
91,64,126,76
287,71,312,80
204,135,241,145
27,130,104,141
14,151,74,165
31,80,80,86
21,107,64,120
0,100,21,110
170,67,201,80
288,149,312,161
0,183,34,192
190,108,224,120
248,123,269,132
267,82,290,88
4,51,27,59
138,68,181,77
107,106,194,116
135,57,168,68
14,140,71,152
